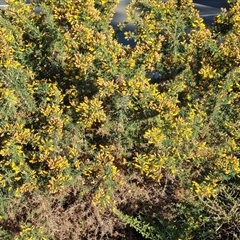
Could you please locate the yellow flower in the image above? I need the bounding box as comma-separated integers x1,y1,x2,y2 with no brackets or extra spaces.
199,65,217,79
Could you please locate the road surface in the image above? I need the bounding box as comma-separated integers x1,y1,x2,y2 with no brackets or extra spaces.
113,0,229,46
0,0,229,46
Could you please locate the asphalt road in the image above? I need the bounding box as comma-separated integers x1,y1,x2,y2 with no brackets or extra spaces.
112,0,229,27
0,0,229,19
112,0,229,46
0,0,229,26
0,0,229,46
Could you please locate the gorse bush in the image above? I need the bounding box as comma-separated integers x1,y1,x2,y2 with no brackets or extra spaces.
0,0,239,239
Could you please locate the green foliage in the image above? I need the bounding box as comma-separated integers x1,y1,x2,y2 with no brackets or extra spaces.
0,0,239,239
115,210,163,240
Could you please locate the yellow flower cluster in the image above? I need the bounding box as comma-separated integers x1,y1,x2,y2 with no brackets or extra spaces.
192,178,219,198
134,153,164,182
76,97,106,128
14,224,47,240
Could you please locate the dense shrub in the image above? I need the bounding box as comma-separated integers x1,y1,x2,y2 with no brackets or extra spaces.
0,0,239,239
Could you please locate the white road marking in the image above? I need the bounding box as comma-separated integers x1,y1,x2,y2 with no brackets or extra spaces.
200,14,218,17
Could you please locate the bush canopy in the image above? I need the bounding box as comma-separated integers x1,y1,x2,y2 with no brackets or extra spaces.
0,0,239,239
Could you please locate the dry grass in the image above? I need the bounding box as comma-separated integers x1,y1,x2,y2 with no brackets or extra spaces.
0,172,182,240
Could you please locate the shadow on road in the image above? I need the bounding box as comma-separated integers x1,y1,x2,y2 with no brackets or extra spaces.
194,0,229,9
